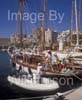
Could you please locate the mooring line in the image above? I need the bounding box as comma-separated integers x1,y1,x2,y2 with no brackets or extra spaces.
71,73,82,81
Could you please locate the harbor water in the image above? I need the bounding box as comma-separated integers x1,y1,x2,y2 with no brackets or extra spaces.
0,51,36,99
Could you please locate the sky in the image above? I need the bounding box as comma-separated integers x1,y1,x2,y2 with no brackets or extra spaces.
0,0,82,38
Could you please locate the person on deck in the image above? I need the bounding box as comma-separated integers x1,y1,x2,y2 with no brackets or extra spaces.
58,60,63,72
45,50,52,70
37,63,42,74
28,67,33,80
17,66,22,73
52,53,59,70
36,63,42,83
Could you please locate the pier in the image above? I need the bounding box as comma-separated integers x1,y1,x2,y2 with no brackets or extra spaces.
43,86,82,100
65,86,82,100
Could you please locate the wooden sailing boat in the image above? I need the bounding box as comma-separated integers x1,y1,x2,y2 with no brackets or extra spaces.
12,0,59,75
68,0,82,65
7,1,60,94
54,0,82,68
9,0,63,76
9,0,82,77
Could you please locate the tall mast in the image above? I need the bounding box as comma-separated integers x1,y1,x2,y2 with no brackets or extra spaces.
19,0,23,47
77,0,81,44
75,0,79,46
70,0,75,47
41,0,46,51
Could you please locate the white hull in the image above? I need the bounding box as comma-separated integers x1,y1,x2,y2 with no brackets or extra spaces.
7,76,59,92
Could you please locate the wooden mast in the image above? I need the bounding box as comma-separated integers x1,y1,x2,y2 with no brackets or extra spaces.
40,0,46,51
19,0,23,48
70,0,74,47
77,0,81,45
75,0,79,46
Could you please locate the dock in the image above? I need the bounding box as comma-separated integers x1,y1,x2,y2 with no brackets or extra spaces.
43,86,82,100
65,86,82,100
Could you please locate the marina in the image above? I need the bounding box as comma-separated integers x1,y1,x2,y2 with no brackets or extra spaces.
0,0,82,99
0,51,81,99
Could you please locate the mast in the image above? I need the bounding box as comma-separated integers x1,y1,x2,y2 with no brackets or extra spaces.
75,0,79,46
41,0,46,51
70,0,75,47
77,0,81,44
19,0,23,48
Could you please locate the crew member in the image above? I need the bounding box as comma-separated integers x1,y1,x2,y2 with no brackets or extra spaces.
36,63,42,83
45,50,52,70
58,60,63,72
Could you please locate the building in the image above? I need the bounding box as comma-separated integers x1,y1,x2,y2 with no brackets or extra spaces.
44,28,59,49
57,30,70,42
10,34,27,43
45,28,52,43
57,30,82,45
45,28,58,44
10,28,59,48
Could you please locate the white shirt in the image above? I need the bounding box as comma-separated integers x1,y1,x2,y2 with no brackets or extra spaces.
37,66,42,74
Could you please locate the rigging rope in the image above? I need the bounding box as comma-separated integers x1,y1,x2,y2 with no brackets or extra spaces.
71,72,82,82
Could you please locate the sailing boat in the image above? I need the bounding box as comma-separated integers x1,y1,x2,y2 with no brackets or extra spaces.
67,0,82,66
54,0,82,67
8,0,82,78
7,0,59,95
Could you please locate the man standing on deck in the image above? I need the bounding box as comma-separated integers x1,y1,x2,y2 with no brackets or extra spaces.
58,60,63,72
52,53,59,70
44,50,53,71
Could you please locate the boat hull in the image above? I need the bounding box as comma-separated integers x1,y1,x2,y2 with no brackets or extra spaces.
7,76,59,96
